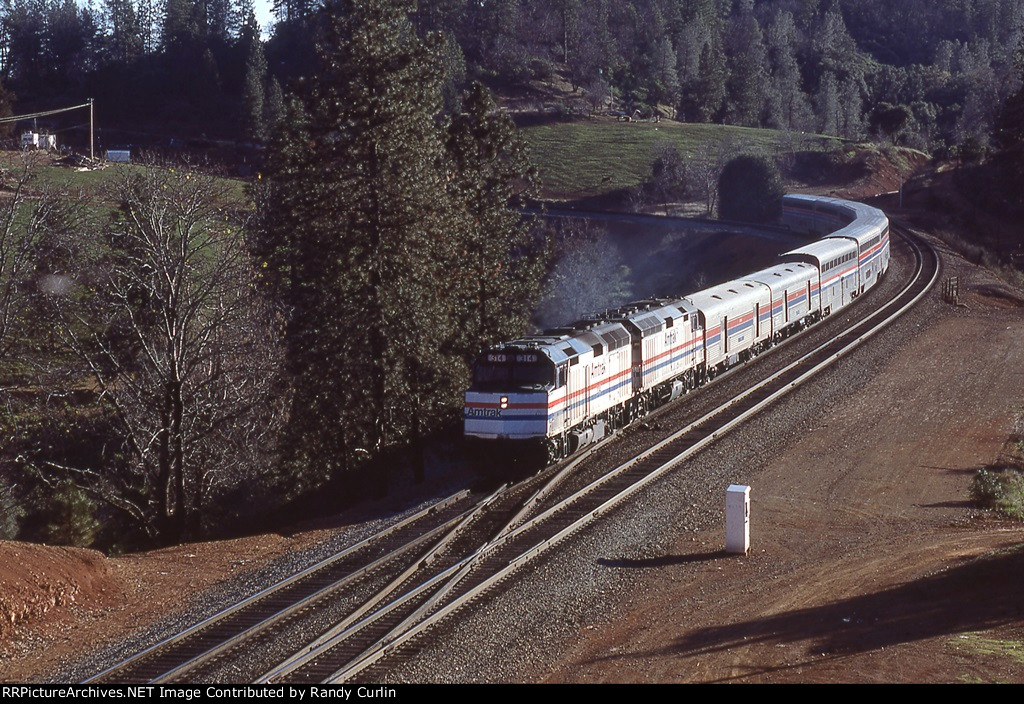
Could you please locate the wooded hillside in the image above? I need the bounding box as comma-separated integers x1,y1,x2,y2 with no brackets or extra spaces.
0,0,1021,157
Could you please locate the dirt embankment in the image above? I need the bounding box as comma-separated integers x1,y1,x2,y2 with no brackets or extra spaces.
0,543,117,641
0,531,339,681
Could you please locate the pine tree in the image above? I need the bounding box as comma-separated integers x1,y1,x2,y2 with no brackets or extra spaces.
206,0,235,43
686,37,727,123
764,9,811,130
444,82,547,356
990,35,1024,207
816,70,842,136
263,75,285,133
102,0,144,63
724,8,767,127
272,0,316,24
258,0,468,493
839,75,865,139
162,0,204,49
44,480,100,547
0,475,23,540
239,10,267,142
0,78,15,138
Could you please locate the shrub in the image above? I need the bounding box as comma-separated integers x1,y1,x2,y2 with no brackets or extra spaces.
970,469,1003,506
44,480,101,548
717,154,784,223
0,476,23,539
970,468,1024,521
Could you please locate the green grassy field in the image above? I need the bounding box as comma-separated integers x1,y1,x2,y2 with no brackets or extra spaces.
7,122,834,205
0,152,249,205
522,118,839,199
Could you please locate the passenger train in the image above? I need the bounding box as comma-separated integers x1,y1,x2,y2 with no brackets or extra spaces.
464,194,891,465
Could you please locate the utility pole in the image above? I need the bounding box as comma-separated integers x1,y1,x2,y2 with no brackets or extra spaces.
89,98,94,160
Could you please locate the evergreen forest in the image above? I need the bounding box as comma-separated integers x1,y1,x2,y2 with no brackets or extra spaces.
0,0,1022,154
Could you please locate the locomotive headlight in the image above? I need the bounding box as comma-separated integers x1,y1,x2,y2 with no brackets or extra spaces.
500,396,509,409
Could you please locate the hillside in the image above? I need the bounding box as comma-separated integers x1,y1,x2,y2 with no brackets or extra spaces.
521,117,836,200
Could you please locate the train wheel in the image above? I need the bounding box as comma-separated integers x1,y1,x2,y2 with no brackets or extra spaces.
546,438,564,463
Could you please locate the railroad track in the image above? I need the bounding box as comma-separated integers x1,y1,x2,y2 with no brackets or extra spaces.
84,448,598,683
81,493,480,683
260,224,939,683
85,225,937,686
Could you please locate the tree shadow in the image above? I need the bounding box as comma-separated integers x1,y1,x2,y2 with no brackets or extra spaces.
923,465,981,476
919,500,975,509
588,542,1024,669
597,550,729,568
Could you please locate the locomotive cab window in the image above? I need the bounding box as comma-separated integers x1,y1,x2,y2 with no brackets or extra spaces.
471,352,556,390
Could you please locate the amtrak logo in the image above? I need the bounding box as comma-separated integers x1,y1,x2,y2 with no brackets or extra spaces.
465,408,502,418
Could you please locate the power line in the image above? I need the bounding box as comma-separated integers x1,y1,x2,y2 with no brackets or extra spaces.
0,99,95,159
0,101,91,125
50,122,90,134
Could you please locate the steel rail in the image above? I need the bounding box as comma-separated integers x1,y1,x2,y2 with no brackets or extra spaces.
250,484,507,680
259,448,603,683
151,500,485,683
378,448,607,649
325,226,937,682
83,490,471,683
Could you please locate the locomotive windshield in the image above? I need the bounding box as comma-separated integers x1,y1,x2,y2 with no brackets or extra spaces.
471,351,555,390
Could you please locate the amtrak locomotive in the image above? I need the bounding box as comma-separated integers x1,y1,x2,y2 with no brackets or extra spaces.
464,194,890,464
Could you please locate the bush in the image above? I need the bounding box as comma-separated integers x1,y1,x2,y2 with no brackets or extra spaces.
717,154,784,223
0,476,23,539
970,468,1024,521
645,141,689,214
44,480,101,548
970,469,1003,506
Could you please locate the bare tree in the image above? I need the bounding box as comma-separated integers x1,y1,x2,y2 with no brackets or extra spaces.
647,141,689,215
536,221,632,327
0,153,79,364
43,163,286,544
687,136,741,216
